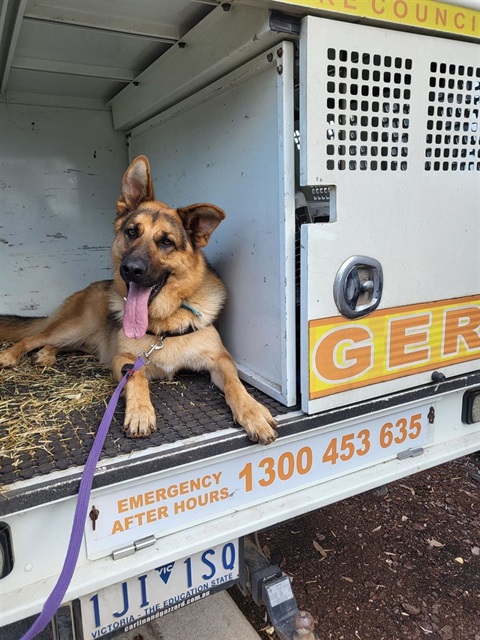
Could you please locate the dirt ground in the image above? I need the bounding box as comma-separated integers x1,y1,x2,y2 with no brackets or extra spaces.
230,454,480,640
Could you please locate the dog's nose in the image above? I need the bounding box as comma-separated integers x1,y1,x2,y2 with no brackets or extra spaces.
120,257,148,283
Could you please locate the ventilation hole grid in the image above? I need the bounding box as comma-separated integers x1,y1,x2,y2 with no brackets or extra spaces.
425,62,480,171
325,49,412,171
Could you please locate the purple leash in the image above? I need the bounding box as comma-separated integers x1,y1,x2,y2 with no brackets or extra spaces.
21,354,147,640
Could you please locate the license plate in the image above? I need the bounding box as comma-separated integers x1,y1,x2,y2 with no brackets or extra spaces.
79,540,240,638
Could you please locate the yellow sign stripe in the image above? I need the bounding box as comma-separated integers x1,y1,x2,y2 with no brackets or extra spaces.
308,295,480,399
277,0,480,38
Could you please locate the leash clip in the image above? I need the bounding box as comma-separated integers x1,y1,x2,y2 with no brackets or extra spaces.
140,336,165,363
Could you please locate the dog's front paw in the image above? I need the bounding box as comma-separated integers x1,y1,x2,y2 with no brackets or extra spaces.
124,401,157,438
234,398,278,445
0,348,21,368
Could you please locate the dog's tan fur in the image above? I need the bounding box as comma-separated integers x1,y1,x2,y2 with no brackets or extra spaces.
0,156,277,444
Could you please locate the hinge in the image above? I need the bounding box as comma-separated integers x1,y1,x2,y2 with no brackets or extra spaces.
112,534,156,560
397,447,425,460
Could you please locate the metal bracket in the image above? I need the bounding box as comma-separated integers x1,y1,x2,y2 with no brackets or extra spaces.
269,11,301,35
397,447,425,460
51,603,79,640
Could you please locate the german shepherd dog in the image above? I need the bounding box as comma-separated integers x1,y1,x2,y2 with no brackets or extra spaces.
0,156,277,444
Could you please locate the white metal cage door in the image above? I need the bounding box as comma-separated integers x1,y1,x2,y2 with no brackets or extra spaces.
299,18,479,414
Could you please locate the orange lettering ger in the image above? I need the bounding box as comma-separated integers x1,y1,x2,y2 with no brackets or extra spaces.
442,307,480,357
309,299,479,394
388,313,432,370
313,325,373,383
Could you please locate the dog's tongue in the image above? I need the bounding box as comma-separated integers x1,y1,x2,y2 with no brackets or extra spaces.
123,283,153,339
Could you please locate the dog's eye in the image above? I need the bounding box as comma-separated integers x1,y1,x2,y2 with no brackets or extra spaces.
158,237,174,248
125,228,137,239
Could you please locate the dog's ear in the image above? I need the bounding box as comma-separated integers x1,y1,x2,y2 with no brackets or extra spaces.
177,204,226,248
117,156,155,216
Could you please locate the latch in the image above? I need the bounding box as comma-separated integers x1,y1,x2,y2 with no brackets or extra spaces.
112,534,156,560
333,255,383,319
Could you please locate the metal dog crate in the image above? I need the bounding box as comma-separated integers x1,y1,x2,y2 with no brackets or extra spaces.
125,18,479,412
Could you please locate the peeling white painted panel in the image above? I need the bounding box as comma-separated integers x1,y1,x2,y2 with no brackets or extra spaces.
0,103,128,315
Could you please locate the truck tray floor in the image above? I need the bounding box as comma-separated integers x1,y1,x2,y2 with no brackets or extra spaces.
0,350,291,487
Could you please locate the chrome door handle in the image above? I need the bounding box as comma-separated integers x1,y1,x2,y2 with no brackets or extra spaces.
333,256,383,319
